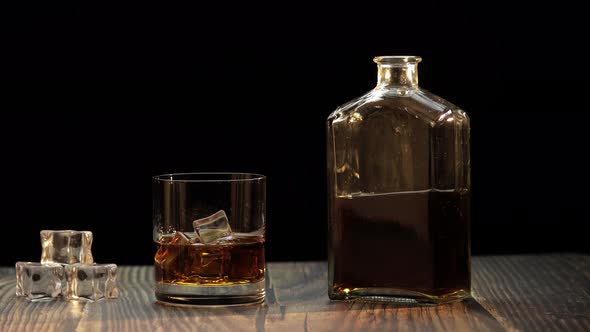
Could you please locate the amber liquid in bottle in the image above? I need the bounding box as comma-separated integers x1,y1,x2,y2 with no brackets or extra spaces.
330,190,470,301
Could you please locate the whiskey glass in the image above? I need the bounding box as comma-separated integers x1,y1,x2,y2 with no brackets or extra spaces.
153,173,266,305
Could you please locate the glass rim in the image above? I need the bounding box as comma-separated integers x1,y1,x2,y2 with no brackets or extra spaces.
153,172,266,183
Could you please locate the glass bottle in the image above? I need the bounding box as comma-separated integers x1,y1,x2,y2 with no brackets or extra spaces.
327,56,470,304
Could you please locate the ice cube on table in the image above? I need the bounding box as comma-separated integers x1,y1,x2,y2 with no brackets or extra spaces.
41,230,93,264
193,210,233,244
16,262,63,301
64,264,118,301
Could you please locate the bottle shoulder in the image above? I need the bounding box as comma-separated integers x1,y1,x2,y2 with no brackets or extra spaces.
328,88,468,126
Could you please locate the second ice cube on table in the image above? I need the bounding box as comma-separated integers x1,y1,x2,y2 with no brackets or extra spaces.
64,264,118,301
41,230,93,264
193,210,233,243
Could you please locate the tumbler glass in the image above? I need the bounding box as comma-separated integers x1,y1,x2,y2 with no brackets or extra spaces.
153,173,266,305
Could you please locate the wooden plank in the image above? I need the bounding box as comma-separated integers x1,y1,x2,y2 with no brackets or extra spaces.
266,262,503,332
472,254,590,332
0,256,587,331
0,262,502,332
0,272,84,331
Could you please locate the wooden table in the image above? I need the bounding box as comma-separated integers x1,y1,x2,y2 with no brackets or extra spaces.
0,254,588,331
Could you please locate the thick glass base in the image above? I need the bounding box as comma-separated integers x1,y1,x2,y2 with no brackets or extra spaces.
155,280,265,306
329,287,470,305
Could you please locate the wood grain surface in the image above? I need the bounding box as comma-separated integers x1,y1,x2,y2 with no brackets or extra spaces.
472,254,590,332
0,255,587,331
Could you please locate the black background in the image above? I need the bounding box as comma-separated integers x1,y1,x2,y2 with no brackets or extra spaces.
1,3,587,265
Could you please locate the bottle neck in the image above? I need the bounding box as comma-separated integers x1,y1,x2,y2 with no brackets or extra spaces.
376,63,419,89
